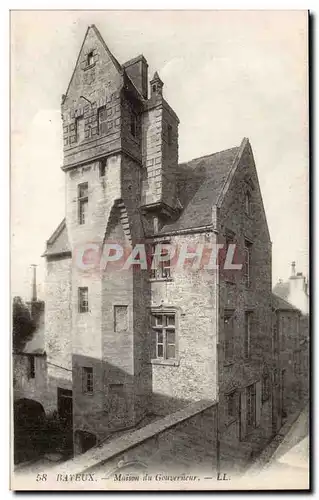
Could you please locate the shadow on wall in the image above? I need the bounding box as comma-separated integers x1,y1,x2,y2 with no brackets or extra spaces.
14,398,46,464
71,353,194,455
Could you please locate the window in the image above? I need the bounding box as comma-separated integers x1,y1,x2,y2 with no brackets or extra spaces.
245,192,252,216
225,230,236,282
114,305,128,332
244,240,252,288
167,124,172,145
150,244,171,279
82,367,93,394
76,116,85,142
272,316,279,355
224,311,234,363
226,391,237,420
130,112,137,137
262,374,270,403
78,287,89,313
99,159,106,177
87,51,94,66
28,356,35,379
78,182,88,225
246,383,256,429
152,313,176,360
244,311,252,358
98,106,107,135
152,84,157,93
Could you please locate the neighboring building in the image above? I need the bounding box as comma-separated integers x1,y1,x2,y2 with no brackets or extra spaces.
272,261,309,413
37,24,300,468
13,299,46,405
273,262,309,315
13,266,47,410
271,294,305,434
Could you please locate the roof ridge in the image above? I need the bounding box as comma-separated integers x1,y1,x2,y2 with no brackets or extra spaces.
178,146,239,166
272,292,300,311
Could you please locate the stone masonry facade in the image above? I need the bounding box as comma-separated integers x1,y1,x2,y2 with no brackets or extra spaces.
32,24,307,468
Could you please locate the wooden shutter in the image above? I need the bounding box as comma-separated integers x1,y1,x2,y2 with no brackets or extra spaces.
256,380,262,427
240,389,247,440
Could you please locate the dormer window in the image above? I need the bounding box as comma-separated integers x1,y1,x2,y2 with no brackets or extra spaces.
87,51,94,66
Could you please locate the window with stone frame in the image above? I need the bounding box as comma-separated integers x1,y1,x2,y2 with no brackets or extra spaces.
244,311,252,359
78,182,88,225
150,244,171,279
272,315,279,356
78,287,89,313
114,305,128,333
224,310,234,363
151,312,176,360
76,115,85,142
87,51,94,66
244,239,252,288
28,355,35,379
167,123,173,145
130,111,137,137
82,367,93,394
226,390,237,420
245,191,252,216
246,383,256,430
99,158,106,177
262,374,271,403
98,106,108,136
225,229,236,283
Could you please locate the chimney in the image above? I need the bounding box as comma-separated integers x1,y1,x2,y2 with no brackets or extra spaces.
31,264,37,302
123,55,148,99
150,71,164,99
291,261,296,277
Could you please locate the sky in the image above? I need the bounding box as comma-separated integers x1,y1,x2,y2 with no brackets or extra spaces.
11,10,309,300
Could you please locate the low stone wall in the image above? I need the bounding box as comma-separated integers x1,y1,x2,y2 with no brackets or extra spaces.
49,399,218,477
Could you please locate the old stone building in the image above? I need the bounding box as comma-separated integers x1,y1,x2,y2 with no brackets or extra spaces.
272,262,309,414
273,262,309,316
40,24,277,465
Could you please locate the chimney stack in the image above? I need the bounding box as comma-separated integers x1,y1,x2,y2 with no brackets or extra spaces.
291,261,296,277
31,264,37,302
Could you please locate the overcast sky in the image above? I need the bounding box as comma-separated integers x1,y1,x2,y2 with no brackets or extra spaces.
11,10,308,300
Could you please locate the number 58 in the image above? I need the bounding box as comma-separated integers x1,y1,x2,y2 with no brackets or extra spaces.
36,473,47,481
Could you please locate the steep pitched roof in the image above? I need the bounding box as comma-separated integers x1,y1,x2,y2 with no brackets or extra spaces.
43,219,71,258
160,146,240,233
273,281,290,301
272,293,300,313
91,24,122,73
63,24,122,103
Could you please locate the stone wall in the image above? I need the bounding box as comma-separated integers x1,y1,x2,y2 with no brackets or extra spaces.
217,140,273,461
49,400,218,480
13,353,48,410
150,231,218,415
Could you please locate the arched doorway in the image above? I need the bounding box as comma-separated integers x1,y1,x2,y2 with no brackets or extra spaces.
14,398,46,464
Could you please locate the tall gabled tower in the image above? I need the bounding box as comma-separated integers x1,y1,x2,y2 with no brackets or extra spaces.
60,25,153,450
44,24,181,451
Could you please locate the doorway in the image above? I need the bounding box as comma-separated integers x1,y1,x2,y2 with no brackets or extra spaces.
57,388,73,427
74,430,97,455
57,388,73,455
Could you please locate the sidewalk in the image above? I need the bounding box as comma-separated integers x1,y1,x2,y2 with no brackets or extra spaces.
240,404,309,490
